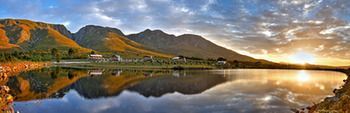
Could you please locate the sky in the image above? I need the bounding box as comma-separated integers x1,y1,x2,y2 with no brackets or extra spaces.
1,0,350,66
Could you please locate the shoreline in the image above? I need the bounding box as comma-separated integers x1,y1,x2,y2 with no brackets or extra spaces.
53,61,216,70
0,61,50,112
0,61,50,77
307,70,350,113
3,61,350,112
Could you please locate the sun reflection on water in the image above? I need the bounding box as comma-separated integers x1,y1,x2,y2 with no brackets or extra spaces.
263,95,272,101
297,70,310,82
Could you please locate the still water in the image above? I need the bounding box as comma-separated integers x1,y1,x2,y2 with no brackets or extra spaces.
7,68,346,113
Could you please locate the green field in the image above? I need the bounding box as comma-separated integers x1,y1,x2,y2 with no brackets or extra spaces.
55,59,216,69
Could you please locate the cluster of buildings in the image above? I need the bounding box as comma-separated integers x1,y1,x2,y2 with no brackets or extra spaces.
88,69,123,76
88,54,187,63
88,54,226,65
88,54,124,62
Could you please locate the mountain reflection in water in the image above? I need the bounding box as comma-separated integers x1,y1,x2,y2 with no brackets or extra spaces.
7,68,346,113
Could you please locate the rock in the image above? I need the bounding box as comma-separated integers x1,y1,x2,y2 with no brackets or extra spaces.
0,73,7,81
325,96,339,102
0,86,10,93
5,94,13,103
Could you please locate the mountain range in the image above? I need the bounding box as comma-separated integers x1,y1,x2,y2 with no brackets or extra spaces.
0,19,255,61
128,29,254,61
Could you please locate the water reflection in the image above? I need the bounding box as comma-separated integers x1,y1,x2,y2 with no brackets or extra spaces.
88,70,103,76
297,70,309,82
7,68,346,113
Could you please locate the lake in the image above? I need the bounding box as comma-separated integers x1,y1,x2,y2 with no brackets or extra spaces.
7,68,346,113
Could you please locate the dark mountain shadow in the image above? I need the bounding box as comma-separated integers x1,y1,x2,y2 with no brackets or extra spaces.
49,70,160,99
8,68,230,100
51,70,230,99
127,71,229,97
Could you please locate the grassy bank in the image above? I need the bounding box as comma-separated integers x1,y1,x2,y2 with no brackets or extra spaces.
55,61,215,69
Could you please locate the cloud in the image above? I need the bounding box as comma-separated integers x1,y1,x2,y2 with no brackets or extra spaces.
201,0,216,11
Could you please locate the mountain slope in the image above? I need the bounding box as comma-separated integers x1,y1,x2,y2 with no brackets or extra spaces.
127,29,255,61
0,19,256,61
0,19,89,51
73,25,171,57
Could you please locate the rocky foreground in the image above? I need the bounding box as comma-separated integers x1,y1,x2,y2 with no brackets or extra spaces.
0,61,49,113
306,70,350,113
0,61,49,78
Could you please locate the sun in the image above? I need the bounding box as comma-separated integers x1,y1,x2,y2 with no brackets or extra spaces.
288,51,316,64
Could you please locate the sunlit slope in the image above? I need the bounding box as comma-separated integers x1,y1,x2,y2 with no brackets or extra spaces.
0,19,90,52
73,25,171,57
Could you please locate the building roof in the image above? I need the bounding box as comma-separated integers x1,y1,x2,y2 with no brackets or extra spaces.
89,54,103,57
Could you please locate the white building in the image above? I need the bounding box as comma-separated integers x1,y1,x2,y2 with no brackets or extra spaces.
112,55,122,61
172,56,186,62
88,54,103,60
217,61,227,65
143,56,154,62
88,70,103,76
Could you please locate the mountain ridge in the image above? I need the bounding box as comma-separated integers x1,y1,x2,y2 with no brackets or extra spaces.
127,29,256,61
72,25,171,57
0,19,89,52
0,18,256,61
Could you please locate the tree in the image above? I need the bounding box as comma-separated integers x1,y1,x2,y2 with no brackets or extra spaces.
51,48,58,56
12,51,19,58
217,57,226,61
233,60,239,68
50,67,61,79
68,48,75,57
67,71,75,79
90,51,95,54
0,53,4,62
51,48,60,62
55,53,61,62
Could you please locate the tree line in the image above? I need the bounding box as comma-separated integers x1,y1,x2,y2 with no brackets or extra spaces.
0,48,85,62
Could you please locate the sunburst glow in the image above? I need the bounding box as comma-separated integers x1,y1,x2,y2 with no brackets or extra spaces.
288,52,316,64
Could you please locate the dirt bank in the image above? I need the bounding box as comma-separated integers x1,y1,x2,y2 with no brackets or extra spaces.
0,61,50,76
